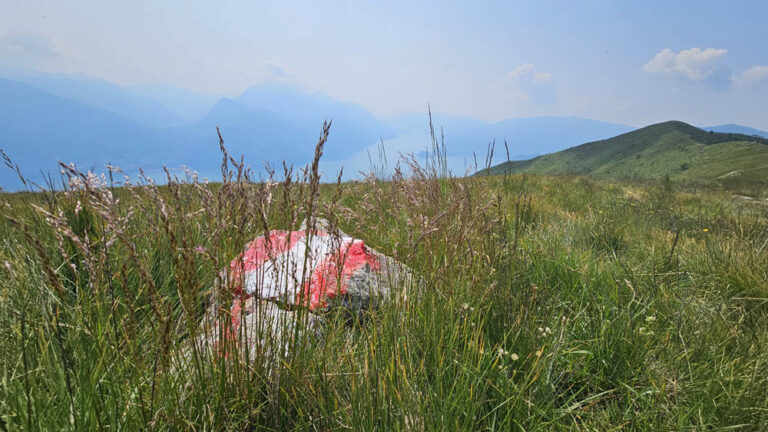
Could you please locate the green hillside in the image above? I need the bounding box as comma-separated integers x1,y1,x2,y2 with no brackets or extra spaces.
480,120,768,183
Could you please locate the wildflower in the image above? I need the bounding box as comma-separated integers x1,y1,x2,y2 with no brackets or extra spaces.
195,245,207,253
74,200,82,216
510,353,519,361
702,228,709,232
535,350,542,357
461,302,469,311
638,326,655,336
645,316,656,323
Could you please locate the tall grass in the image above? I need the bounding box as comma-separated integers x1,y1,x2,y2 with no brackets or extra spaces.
1,124,767,430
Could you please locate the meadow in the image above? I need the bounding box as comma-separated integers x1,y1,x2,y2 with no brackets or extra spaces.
1,133,767,430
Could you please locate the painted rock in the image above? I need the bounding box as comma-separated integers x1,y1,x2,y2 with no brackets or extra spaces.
224,217,412,314
198,218,414,360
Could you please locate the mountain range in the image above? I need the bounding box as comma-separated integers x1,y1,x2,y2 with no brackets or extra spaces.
2,71,767,190
479,121,768,184
0,75,397,188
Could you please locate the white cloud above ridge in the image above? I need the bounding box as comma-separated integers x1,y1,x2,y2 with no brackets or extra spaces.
505,64,555,104
643,47,727,81
506,64,535,81
265,61,292,79
734,65,768,86
644,47,768,91
533,72,552,83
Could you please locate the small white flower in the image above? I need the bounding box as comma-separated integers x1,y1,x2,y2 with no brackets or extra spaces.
510,353,519,361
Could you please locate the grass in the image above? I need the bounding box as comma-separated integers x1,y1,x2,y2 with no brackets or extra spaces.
1,128,768,430
481,121,768,187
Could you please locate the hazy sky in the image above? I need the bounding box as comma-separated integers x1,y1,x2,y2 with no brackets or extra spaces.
2,0,767,129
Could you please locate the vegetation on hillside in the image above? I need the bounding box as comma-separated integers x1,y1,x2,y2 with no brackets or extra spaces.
1,129,768,430
480,121,768,186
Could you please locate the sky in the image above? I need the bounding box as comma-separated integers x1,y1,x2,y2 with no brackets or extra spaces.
1,0,767,129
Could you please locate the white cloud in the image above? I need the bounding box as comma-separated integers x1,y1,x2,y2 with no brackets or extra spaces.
262,60,304,87
533,72,553,83
506,64,534,80
734,65,768,85
505,64,555,104
265,61,292,79
643,47,727,81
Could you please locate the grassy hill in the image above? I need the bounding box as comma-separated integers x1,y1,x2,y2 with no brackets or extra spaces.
480,121,768,184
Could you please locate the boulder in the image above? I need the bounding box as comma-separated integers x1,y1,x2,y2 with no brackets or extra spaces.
197,218,415,361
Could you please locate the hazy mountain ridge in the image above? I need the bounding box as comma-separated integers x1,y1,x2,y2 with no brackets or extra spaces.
3,72,768,190
0,76,397,188
167,97,319,167
391,113,635,158
702,124,768,138
3,73,189,129
0,78,163,187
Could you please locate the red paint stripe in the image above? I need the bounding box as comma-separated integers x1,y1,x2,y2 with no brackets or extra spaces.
300,239,381,310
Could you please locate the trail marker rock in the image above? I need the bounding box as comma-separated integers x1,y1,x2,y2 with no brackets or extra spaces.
198,218,414,360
